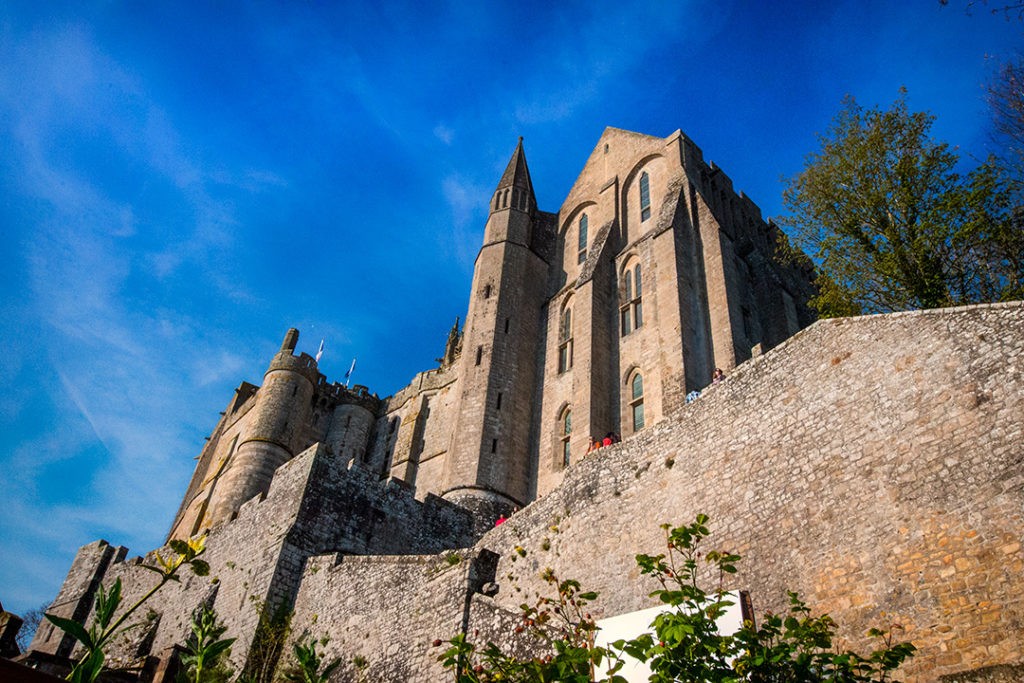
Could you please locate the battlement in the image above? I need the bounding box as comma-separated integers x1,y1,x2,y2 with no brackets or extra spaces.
266,349,320,384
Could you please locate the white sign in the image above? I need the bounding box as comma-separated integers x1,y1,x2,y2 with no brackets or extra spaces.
593,591,747,683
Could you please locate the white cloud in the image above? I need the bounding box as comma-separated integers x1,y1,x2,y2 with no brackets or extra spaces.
433,123,455,145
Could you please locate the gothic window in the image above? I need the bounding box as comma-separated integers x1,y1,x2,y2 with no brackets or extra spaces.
577,213,588,264
560,408,572,469
620,261,643,336
639,171,651,222
630,373,645,431
558,304,573,373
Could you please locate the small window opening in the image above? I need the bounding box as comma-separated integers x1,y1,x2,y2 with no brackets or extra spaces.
639,171,651,222
630,373,645,431
558,305,573,373
483,284,492,299
491,439,498,454
561,409,572,469
504,318,510,334
496,392,503,410
475,346,483,366
620,262,644,336
577,213,588,264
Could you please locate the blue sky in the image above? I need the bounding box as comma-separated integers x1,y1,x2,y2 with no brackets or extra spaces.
0,1,1018,617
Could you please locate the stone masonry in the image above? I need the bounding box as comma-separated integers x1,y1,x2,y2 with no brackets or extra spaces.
23,128,1024,682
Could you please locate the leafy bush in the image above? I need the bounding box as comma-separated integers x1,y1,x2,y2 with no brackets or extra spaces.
437,516,915,682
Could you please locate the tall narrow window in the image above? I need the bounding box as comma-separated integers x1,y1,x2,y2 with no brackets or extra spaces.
577,213,588,264
561,409,572,469
558,305,573,373
639,171,651,222
620,262,643,336
630,373,645,431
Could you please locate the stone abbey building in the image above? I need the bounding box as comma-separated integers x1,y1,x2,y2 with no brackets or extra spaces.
166,127,815,540
22,129,1024,683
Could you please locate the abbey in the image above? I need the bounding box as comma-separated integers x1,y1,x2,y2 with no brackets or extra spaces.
167,127,815,541
26,128,1023,683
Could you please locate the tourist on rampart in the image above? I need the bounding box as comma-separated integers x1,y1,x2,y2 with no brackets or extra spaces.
495,514,506,526
712,368,725,384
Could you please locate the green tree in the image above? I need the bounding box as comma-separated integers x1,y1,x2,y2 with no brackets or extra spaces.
988,55,1024,172
15,602,49,652
780,90,1023,316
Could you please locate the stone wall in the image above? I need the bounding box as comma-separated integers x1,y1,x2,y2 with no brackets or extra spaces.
31,302,1024,682
289,550,500,682
468,302,1023,682
32,444,475,674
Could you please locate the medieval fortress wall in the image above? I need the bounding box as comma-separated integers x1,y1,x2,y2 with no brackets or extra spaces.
287,301,1024,682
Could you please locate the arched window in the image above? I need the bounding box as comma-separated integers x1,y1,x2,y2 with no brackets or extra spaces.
558,304,573,373
561,408,572,468
620,261,643,336
639,171,651,222
630,373,645,431
577,214,588,264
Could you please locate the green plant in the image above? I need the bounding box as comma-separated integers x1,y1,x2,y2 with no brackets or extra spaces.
177,604,235,683
438,516,915,682
45,535,209,683
240,599,292,683
436,563,626,682
280,636,341,683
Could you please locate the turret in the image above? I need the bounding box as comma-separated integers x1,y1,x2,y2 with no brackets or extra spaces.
442,140,549,529
485,137,536,244
206,328,318,524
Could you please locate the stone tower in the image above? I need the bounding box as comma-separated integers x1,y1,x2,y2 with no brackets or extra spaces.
441,140,551,523
205,329,319,525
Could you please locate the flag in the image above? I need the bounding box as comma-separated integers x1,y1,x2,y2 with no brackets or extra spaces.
344,358,356,386
315,339,324,363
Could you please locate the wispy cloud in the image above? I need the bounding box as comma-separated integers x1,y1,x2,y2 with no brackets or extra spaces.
434,124,455,145
0,22,281,613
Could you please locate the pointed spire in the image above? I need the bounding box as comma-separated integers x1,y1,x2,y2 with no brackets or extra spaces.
492,137,536,213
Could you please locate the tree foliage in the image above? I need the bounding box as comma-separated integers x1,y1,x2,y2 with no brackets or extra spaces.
15,603,48,652
779,90,1023,316
437,516,915,682
988,55,1024,172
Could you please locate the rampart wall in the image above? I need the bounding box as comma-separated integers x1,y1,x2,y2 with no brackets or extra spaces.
32,445,475,673
293,302,1023,683
473,302,1023,682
